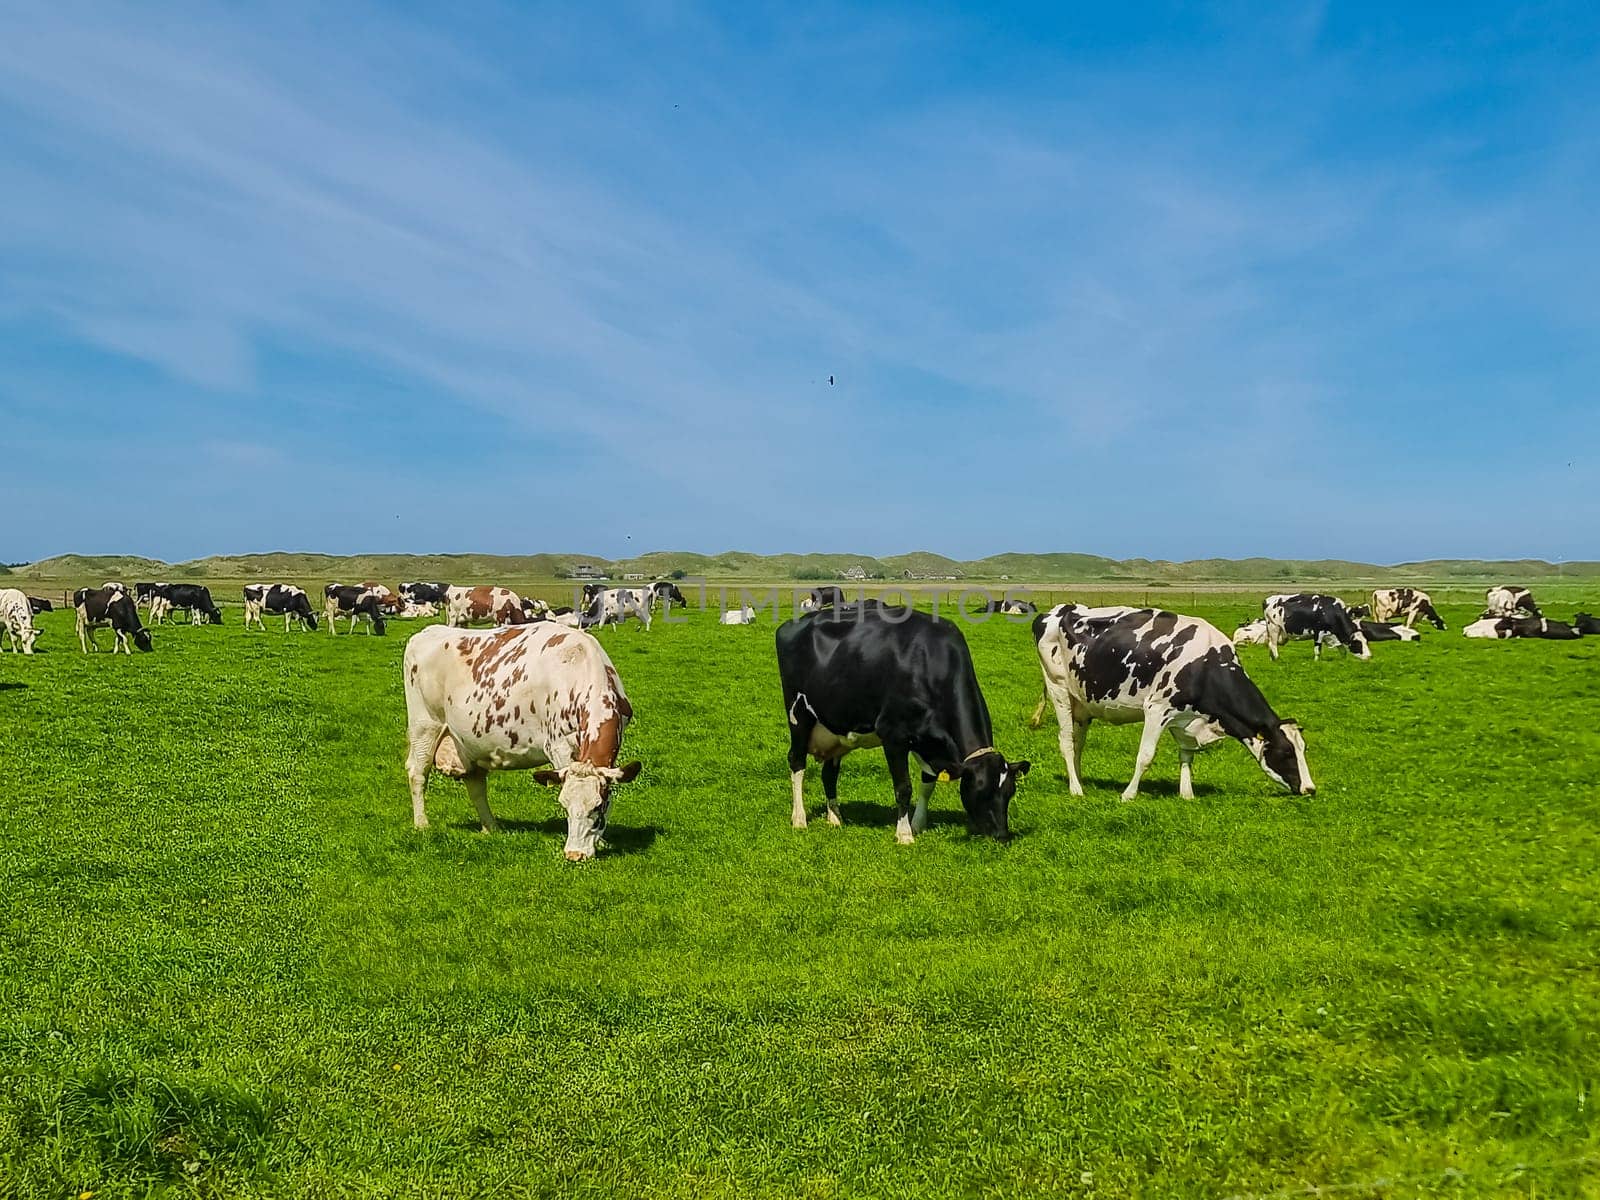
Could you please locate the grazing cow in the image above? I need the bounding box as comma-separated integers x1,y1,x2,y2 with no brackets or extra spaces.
776,602,1029,844
1232,618,1271,646
648,581,688,613
1484,586,1540,618
445,585,532,627
324,584,387,635
1464,616,1581,640
400,581,451,607
1574,613,1600,636
1032,605,1313,800
74,586,152,653
1262,594,1371,661
403,623,641,860
1359,620,1421,642
135,582,161,605
147,583,222,625
243,584,318,632
1371,587,1445,629
720,604,757,625
0,588,40,654
360,582,401,614
582,588,652,631
26,596,53,615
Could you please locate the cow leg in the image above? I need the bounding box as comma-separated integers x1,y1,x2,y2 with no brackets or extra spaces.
911,766,935,834
787,698,816,828
885,745,916,844
1267,627,1281,660
78,617,91,653
1121,710,1165,801
821,758,843,826
406,727,438,828
463,770,498,833
1178,747,1195,801
1061,710,1089,798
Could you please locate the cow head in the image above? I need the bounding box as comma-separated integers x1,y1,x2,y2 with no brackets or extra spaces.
533,759,643,860
947,751,1029,841
132,626,154,652
1347,604,1371,619
1246,721,1314,794
1418,600,1446,630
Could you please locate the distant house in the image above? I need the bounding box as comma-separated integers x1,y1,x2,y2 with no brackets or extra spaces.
842,564,868,581
569,564,608,581
901,567,964,581
622,572,646,581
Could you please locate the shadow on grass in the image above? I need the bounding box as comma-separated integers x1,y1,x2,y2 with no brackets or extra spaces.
833,800,970,829
1066,774,1220,798
447,815,661,854
0,681,26,690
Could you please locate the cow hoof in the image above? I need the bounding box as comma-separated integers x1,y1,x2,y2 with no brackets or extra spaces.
825,810,843,827
1119,791,1138,803
564,850,591,862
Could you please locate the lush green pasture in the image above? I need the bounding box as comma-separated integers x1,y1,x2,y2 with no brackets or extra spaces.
3,599,1598,1197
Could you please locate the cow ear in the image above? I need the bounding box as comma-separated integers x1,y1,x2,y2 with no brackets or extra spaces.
1009,760,1031,777
532,769,566,786
613,760,643,783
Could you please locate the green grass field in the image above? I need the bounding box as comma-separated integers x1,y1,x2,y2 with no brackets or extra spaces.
3,597,1598,1197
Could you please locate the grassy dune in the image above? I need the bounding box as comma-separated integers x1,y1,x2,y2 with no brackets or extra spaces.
2,598,1598,1196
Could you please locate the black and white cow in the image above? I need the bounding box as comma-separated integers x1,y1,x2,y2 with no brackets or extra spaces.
1032,605,1313,800
804,586,848,612
135,582,161,606
1484,586,1540,619
1371,587,1445,629
400,581,451,607
581,582,607,606
324,584,387,635
776,601,1029,844
1574,613,1600,636
1,588,40,654
1463,615,1581,640
1358,620,1421,642
74,586,153,654
648,580,687,613
581,588,651,631
148,583,223,625
1262,594,1371,661
243,584,318,632
26,596,53,615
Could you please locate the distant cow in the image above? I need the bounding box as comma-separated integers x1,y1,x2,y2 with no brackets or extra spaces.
1464,616,1581,640
403,623,641,860
1484,586,1539,618
360,582,401,614
1371,587,1445,629
400,581,451,607
547,606,582,628
148,583,222,625
776,601,1028,844
1359,620,1421,642
1347,604,1371,619
582,588,651,631
1232,619,1271,646
445,585,532,627
800,586,848,613
0,588,40,654
243,584,318,632
398,601,440,619
26,596,52,615
1262,594,1371,661
74,586,152,653
581,582,607,606
135,582,161,605
647,580,688,613
324,584,387,635
1574,613,1600,636
1032,605,1312,801
720,604,757,625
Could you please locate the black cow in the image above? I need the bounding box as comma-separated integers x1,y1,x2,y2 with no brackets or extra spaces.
1031,604,1313,799
776,602,1029,843
135,582,161,604
799,585,848,612
1262,593,1371,661
324,584,387,635
243,584,318,632
74,586,153,654
150,583,223,625
1574,613,1600,636
400,581,451,607
27,596,53,614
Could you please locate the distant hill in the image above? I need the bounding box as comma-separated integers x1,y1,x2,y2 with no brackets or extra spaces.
13,550,1600,586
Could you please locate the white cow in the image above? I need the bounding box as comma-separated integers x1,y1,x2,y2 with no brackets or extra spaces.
0,588,39,654
582,588,652,631
720,605,757,625
1484,586,1539,619
403,623,642,860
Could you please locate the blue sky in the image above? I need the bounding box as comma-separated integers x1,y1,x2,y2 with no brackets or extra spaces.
3,2,1598,564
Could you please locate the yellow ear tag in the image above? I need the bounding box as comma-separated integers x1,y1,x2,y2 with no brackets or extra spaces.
937,770,951,782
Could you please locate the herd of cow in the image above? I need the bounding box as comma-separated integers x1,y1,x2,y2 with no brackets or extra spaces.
0,576,1593,860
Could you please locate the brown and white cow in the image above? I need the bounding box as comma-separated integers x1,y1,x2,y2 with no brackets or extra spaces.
402,623,642,860
445,585,534,627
